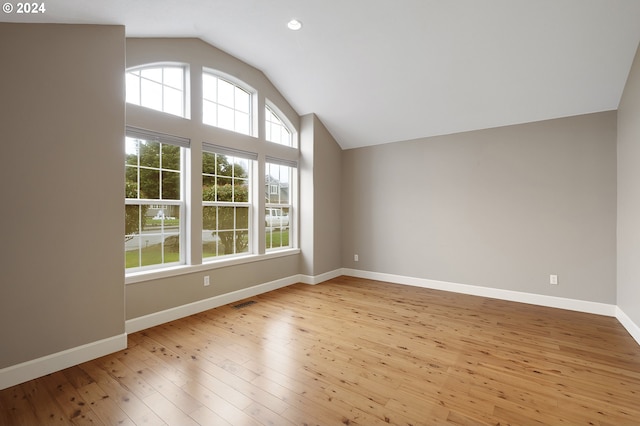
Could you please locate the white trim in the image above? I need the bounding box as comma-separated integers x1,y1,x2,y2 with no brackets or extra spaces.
300,269,343,285
341,268,617,317
126,275,299,334
616,307,640,346
0,334,127,391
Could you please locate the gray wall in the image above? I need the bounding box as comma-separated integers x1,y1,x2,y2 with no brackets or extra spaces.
618,42,640,325
0,24,125,368
299,114,343,276
342,112,617,304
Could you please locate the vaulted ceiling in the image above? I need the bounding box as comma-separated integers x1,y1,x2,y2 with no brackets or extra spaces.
3,1,640,149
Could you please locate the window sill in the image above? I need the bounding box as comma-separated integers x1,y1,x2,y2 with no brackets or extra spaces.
125,248,301,285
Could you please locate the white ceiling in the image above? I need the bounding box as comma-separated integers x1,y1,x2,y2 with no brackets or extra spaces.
3,1,640,149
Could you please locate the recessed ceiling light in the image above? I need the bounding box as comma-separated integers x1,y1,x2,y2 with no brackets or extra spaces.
287,19,303,31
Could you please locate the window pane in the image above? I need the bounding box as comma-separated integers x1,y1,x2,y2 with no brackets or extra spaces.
235,87,250,113
125,205,141,237
163,67,183,90
265,106,293,147
140,68,162,83
125,234,141,268
236,206,249,229
126,66,186,118
202,176,215,200
162,170,180,200
265,206,290,250
140,168,160,199
163,86,183,117
139,141,160,168
125,167,138,197
161,144,180,170
202,72,253,136
141,79,163,111
235,111,250,135
202,152,216,174
217,178,233,201
235,179,249,202
163,233,180,262
218,79,234,108
218,105,234,131
203,100,217,127
217,206,234,230
265,163,291,204
203,74,217,101
125,131,184,272
126,73,140,105
125,138,139,165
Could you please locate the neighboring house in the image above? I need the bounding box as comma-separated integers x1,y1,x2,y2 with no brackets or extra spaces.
265,175,289,204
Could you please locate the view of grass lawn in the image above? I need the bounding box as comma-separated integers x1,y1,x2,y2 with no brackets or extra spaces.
267,229,289,248
127,229,289,269
125,243,179,268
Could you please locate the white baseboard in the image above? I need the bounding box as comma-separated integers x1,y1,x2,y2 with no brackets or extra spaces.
341,268,618,317
126,275,301,334
300,268,343,285
126,269,343,334
616,307,640,346
0,333,127,391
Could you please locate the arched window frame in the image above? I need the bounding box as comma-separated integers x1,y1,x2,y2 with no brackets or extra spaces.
126,63,190,119
265,101,296,148
202,68,256,137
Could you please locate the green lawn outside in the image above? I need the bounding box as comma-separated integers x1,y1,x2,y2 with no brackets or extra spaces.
126,229,290,269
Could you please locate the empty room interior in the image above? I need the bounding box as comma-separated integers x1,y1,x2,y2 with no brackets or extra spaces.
2,1,640,424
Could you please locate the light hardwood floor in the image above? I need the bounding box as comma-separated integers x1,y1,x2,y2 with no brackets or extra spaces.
2,276,640,425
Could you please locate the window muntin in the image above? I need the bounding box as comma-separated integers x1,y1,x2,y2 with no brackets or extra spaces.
126,66,186,118
202,151,252,259
125,134,185,270
265,162,293,250
203,72,252,135
265,105,293,147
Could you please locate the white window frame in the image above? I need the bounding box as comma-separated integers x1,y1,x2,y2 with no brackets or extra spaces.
125,127,189,273
265,159,297,251
265,103,295,147
202,69,255,136
126,64,189,118
202,143,257,261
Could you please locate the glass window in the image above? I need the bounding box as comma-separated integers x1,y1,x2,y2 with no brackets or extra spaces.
265,162,293,250
202,151,252,259
126,66,186,118
125,133,185,270
203,72,252,136
265,105,293,147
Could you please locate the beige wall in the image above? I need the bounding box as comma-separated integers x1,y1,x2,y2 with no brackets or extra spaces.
342,112,617,304
618,42,640,325
299,114,343,276
0,23,125,368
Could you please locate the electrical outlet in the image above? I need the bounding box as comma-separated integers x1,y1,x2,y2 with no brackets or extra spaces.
550,274,558,285
354,254,359,262
204,275,210,286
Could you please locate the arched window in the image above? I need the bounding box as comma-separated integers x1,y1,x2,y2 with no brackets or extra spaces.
265,104,293,147
203,71,253,136
126,65,187,118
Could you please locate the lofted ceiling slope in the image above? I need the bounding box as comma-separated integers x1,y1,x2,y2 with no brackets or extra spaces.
3,0,640,149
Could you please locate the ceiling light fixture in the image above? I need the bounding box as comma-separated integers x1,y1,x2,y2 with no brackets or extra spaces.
287,19,303,31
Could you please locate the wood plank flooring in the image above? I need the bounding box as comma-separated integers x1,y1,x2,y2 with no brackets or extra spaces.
2,276,640,425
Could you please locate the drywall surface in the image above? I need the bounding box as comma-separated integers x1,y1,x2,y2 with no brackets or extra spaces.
299,114,342,276
342,112,617,304
0,23,125,368
618,42,640,326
